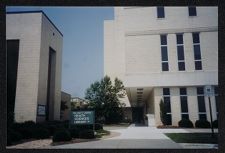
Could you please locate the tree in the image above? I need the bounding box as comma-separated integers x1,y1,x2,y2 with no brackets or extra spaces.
85,76,126,124
159,99,167,125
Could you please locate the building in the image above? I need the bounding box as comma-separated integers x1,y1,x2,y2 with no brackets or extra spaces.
71,97,89,110
60,91,71,121
7,11,63,123
104,7,218,126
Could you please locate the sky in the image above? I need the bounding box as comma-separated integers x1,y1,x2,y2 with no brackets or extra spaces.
6,6,114,98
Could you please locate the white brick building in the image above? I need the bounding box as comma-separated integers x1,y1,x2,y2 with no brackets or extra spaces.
7,11,63,123
104,7,218,126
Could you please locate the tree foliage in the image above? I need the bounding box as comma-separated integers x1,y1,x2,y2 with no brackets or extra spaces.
159,99,167,125
85,76,126,124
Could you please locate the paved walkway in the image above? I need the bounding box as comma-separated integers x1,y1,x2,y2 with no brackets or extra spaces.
52,125,182,149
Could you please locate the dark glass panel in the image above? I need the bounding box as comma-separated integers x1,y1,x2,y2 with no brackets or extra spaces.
157,6,165,18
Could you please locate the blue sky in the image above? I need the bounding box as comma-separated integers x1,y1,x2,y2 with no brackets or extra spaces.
6,6,114,98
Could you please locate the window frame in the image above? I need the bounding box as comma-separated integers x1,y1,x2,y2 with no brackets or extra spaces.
192,33,202,70
188,6,197,17
197,87,207,120
160,34,169,71
176,34,185,71
157,6,165,18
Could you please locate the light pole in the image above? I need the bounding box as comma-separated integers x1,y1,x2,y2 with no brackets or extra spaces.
205,85,214,138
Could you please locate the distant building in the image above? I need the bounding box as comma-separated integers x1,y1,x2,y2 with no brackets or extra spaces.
104,7,218,126
71,97,89,110
60,91,71,121
7,11,63,123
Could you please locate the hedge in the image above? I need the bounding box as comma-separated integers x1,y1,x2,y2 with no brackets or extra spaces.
195,120,211,128
52,129,72,142
178,119,194,128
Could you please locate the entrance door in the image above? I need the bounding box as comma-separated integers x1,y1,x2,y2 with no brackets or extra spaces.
132,107,144,124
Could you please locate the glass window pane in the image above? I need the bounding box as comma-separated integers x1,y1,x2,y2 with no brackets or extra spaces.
161,46,168,61
214,86,218,95
176,34,183,44
198,96,206,112
181,96,188,112
182,114,189,120
178,62,185,71
195,61,202,70
163,88,170,95
180,88,187,95
162,62,169,71
166,114,172,125
194,45,201,60
199,114,207,120
189,6,197,16
177,46,184,60
160,35,167,45
215,96,218,112
157,7,165,18
193,33,200,43
197,87,204,95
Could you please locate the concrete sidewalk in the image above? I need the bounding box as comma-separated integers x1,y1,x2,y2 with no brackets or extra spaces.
52,125,182,149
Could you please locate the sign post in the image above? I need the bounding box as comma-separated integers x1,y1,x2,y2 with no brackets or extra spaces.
204,85,214,138
70,110,95,133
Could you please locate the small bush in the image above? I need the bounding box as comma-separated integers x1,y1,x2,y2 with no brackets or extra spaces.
52,129,72,142
178,119,194,128
95,123,103,130
212,120,218,128
195,120,211,128
33,128,50,139
7,129,22,145
69,128,79,138
79,129,95,139
23,121,36,127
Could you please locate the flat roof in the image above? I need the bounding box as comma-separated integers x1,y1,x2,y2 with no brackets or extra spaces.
6,10,63,37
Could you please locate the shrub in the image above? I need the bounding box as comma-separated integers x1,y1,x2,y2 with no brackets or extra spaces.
178,119,194,128
95,123,103,130
79,129,95,139
7,129,22,145
52,129,72,142
33,128,50,139
18,127,34,139
195,120,211,128
69,128,79,138
212,120,218,128
23,121,36,127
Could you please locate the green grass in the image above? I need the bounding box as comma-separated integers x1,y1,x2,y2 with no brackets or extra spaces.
95,129,110,138
165,133,218,144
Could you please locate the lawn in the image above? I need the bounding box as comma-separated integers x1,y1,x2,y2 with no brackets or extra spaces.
165,133,218,144
95,129,111,138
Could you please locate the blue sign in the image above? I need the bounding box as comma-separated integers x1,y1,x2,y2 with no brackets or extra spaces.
70,111,94,125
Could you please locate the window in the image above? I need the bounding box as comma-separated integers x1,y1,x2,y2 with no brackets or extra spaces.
188,6,197,16
176,34,185,71
192,33,202,70
157,6,165,18
180,88,189,119
163,88,172,125
214,86,218,119
160,35,169,71
197,87,207,120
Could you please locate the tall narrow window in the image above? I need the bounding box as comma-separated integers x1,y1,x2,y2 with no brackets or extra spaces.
160,35,169,71
163,88,172,125
197,87,207,120
214,86,218,119
176,34,185,71
180,88,189,119
157,6,165,18
188,6,197,16
192,33,202,70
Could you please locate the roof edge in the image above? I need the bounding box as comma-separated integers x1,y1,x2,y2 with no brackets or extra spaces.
6,10,63,37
